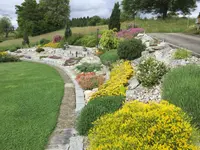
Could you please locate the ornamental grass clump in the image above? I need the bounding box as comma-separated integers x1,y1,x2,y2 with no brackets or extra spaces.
173,48,192,59
90,61,133,100
162,65,200,127
88,100,199,150
137,57,168,87
76,96,124,136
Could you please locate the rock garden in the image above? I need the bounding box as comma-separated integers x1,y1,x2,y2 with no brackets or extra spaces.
2,27,200,149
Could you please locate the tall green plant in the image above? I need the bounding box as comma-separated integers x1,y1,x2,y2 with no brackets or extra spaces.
99,30,119,49
109,2,121,31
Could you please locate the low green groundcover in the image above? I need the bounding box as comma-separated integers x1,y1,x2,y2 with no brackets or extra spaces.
162,65,200,127
0,62,64,150
76,96,125,136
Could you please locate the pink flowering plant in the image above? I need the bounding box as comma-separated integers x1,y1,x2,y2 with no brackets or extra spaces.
53,35,63,43
117,28,144,39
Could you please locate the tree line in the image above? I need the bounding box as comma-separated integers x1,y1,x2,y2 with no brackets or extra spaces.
70,16,109,27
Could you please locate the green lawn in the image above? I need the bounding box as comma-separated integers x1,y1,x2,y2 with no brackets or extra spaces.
0,62,64,150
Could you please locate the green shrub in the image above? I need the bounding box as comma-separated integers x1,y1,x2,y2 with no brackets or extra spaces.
36,48,45,53
76,96,125,135
88,100,199,150
39,38,50,46
0,52,20,63
117,38,145,60
173,48,192,59
81,35,97,47
137,57,168,87
100,50,119,66
162,65,200,127
67,34,84,45
76,63,102,73
58,39,66,49
99,30,119,49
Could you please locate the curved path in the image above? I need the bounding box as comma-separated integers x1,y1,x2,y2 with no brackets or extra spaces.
149,33,200,55
22,60,84,150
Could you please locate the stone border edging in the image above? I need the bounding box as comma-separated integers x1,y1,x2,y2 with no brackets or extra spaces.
20,58,85,113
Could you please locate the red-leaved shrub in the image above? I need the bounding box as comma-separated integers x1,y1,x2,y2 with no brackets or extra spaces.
53,35,63,43
76,72,105,90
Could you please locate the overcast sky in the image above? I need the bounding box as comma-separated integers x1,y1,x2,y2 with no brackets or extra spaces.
0,0,199,27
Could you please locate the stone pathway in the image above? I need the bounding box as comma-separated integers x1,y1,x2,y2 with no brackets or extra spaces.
21,60,85,150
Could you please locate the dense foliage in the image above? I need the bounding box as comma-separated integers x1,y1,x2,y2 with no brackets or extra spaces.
162,65,200,127
36,48,45,53
76,72,104,90
173,48,192,59
0,51,19,63
0,17,14,38
76,96,124,135
137,57,168,87
70,16,109,27
39,38,50,46
76,63,102,73
122,0,198,19
100,50,119,66
16,0,70,36
117,38,145,60
90,61,133,100
88,100,199,150
109,2,121,31
99,30,119,49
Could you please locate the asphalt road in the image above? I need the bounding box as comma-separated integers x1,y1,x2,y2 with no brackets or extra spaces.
148,33,200,54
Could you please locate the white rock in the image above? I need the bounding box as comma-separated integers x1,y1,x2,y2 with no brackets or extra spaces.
84,88,98,103
79,56,101,65
128,78,140,90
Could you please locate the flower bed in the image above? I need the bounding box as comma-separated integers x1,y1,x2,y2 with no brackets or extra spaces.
88,100,199,150
76,72,105,90
90,61,134,100
117,28,144,39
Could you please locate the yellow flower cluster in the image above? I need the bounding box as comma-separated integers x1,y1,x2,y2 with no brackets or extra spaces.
88,100,199,150
90,61,134,100
0,51,8,56
43,42,60,48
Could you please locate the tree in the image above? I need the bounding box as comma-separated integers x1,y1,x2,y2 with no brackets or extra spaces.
16,0,43,36
0,17,14,38
39,0,70,30
109,2,121,31
64,21,72,40
122,0,138,19
22,30,30,47
122,0,198,19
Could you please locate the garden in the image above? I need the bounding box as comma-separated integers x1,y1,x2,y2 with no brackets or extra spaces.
1,26,200,149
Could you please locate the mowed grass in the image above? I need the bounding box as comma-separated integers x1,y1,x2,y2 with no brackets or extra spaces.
162,65,200,127
0,62,64,150
0,18,195,51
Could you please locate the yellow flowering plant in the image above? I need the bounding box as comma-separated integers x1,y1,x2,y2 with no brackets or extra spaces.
0,51,8,56
88,100,200,150
90,61,134,100
43,42,60,48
